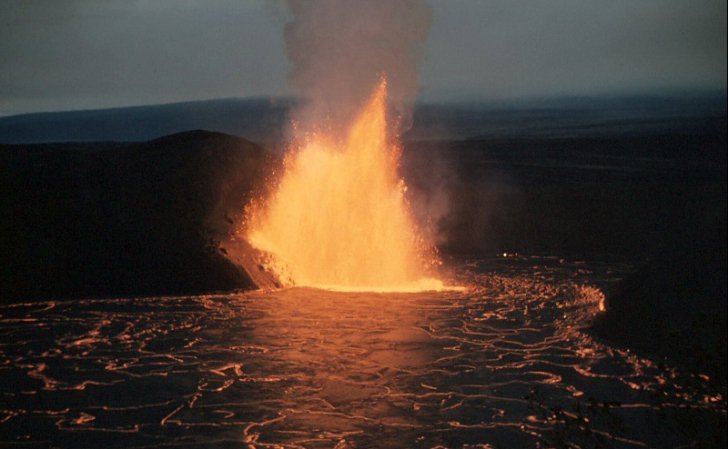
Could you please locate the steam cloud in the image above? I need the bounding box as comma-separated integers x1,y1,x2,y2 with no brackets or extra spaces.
284,0,432,135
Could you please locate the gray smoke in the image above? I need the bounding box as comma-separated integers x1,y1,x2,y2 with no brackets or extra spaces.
284,0,432,136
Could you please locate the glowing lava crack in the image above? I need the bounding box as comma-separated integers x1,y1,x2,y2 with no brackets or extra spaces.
245,79,444,292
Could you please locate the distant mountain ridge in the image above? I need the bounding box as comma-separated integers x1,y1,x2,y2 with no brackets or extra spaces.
0,98,292,144
0,91,724,144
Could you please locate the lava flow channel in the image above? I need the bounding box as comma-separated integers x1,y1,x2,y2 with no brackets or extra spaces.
246,79,444,292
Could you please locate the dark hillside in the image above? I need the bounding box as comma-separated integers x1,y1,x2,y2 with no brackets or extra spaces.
0,131,275,302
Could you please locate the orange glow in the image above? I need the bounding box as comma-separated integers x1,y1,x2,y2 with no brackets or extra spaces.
246,79,444,292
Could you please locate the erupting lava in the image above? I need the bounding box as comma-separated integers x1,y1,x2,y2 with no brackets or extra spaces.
246,78,444,292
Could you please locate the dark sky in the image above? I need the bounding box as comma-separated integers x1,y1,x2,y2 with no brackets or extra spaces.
1,0,726,116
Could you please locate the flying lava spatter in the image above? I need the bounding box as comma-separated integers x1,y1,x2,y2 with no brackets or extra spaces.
246,78,444,292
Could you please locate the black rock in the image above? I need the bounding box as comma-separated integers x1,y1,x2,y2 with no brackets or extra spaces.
0,130,277,302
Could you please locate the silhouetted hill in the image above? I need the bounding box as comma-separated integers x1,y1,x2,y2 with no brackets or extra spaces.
0,98,291,144
0,130,277,302
1,91,724,143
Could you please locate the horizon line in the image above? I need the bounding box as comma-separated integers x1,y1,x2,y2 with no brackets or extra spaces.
1,87,726,120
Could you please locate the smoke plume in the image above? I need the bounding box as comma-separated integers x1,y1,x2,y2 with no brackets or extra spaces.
284,0,432,135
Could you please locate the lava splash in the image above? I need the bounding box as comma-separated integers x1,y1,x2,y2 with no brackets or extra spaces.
246,79,443,292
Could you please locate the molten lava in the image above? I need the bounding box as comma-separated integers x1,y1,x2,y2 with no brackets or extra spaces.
246,79,443,292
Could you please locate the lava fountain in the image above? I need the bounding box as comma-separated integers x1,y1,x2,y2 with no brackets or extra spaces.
246,78,444,292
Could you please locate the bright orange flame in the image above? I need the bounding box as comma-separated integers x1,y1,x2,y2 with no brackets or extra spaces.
246,79,444,292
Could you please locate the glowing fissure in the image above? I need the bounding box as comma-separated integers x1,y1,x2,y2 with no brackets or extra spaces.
246,79,444,292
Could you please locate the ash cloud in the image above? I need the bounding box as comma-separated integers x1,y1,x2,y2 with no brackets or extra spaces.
284,0,432,135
